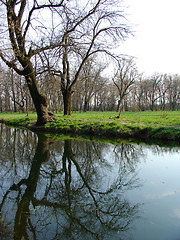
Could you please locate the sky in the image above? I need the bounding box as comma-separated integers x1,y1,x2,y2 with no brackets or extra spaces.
119,0,180,76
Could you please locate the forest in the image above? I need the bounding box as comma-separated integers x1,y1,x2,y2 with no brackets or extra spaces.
0,65,179,114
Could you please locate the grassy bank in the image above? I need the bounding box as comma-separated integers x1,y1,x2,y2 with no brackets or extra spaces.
0,111,180,142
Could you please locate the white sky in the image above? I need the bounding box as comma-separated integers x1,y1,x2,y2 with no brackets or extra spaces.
119,0,180,76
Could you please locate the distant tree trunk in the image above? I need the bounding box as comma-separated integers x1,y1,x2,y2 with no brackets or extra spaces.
5,85,10,112
0,97,2,112
94,94,97,111
11,69,17,112
83,96,89,112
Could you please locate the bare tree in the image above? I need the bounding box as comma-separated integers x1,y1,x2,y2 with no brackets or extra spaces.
133,75,147,111
146,73,162,111
77,58,107,112
0,0,70,124
39,0,131,115
112,57,138,118
157,74,169,111
167,74,180,111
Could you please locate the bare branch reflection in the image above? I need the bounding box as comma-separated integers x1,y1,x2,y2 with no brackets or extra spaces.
0,126,144,240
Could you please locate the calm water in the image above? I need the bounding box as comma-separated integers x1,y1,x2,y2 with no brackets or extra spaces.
0,124,180,240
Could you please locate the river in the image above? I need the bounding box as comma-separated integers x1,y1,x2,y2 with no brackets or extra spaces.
0,124,180,240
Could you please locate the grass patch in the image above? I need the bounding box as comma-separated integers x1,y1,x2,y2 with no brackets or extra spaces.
0,112,36,125
0,111,180,142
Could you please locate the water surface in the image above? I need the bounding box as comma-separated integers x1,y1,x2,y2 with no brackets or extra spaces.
0,124,180,240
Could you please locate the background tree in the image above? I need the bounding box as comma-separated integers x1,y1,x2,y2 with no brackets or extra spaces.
146,73,162,111
73,58,107,112
112,57,138,118
133,76,148,111
157,74,169,111
167,74,180,111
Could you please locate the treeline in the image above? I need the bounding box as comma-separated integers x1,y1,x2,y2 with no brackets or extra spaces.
0,65,179,113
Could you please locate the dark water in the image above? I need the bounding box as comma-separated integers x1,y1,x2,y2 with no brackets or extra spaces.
0,124,180,240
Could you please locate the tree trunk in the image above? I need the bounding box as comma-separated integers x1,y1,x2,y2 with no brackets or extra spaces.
14,133,52,239
63,89,72,115
11,69,17,112
83,97,88,112
23,61,56,125
116,100,120,112
150,102,154,111
117,98,123,118
0,97,2,112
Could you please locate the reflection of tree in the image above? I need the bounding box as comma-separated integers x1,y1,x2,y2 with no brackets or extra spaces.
0,129,141,240
0,133,53,239
150,144,180,155
34,139,140,239
13,134,53,239
0,217,12,240
113,143,145,171
0,124,37,180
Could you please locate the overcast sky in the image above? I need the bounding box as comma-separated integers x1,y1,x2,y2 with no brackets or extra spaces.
119,0,180,76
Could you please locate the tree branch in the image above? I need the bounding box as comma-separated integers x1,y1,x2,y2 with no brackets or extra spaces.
0,51,24,75
23,0,64,39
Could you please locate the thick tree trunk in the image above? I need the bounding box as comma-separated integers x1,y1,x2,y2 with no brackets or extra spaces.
63,89,72,115
23,61,56,125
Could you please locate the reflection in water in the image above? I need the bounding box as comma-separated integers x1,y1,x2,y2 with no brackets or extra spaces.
1,125,179,239
0,125,142,240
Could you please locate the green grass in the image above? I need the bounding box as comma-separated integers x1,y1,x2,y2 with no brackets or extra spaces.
1,110,180,126
0,112,37,124
55,110,179,125
0,111,180,142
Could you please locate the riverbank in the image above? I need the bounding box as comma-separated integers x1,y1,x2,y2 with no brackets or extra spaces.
0,111,180,142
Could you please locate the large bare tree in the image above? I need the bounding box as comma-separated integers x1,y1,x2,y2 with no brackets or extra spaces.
35,0,131,115
0,0,67,124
